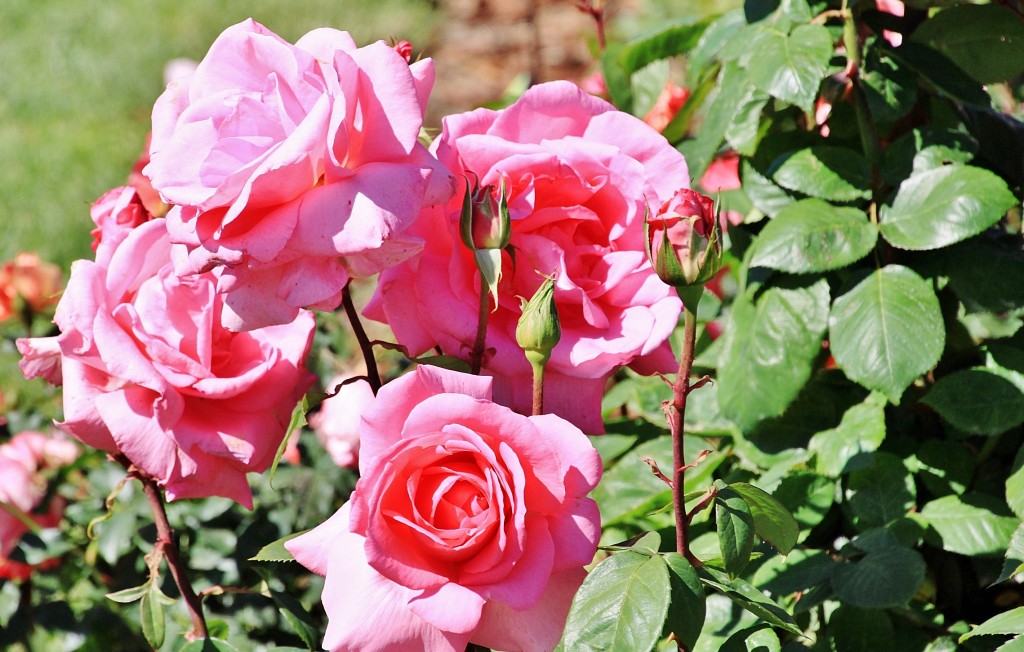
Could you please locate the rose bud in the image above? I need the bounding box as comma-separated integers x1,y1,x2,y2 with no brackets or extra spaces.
516,276,561,367
459,174,511,252
645,188,722,287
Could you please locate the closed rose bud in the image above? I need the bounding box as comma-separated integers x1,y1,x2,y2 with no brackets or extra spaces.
460,174,511,252
645,188,722,287
516,276,560,367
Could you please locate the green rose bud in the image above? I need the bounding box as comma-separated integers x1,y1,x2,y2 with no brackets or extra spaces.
516,276,560,368
460,173,511,252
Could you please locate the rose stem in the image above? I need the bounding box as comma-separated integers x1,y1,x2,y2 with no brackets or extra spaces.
671,286,703,563
470,276,489,375
531,362,545,416
341,282,382,393
137,470,208,640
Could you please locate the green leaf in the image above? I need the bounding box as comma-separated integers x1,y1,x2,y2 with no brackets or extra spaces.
773,473,835,537
912,4,1024,83
248,530,307,563
861,44,917,124
1008,447,1024,519
919,238,1024,313
679,62,758,182
729,483,799,555
919,494,1018,556
885,41,990,107
721,626,782,652
664,553,706,651
828,606,896,652
831,545,926,608
997,522,1024,584
618,19,714,75
810,393,887,477
178,639,240,652
273,589,319,650
717,487,756,577
880,126,978,187
563,551,671,652
828,265,944,403
923,369,1024,435
961,607,1024,641
140,583,167,649
879,165,1016,250
719,278,830,430
845,452,916,529
700,567,802,635
105,581,150,605
741,159,796,218
270,395,308,487
746,24,833,112
770,148,871,203
750,199,876,274
910,439,975,497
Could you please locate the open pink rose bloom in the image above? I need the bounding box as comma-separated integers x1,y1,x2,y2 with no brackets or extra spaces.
144,19,455,331
367,80,687,432
18,219,315,508
287,365,602,652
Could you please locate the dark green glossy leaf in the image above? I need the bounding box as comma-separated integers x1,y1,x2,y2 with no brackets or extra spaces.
809,393,887,477
729,482,799,555
719,278,829,429
919,494,1018,556
831,545,926,608
679,62,758,182
746,24,833,112
997,523,1024,584
845,452,916,529
665,553,706,650
829,266,944,403
861,45,917,123
923,369,1024,435
717,486,756,577
912,4,1024,83
885,41,990,107
750,199,876,273
700,567,802,635
919,238,1024,313
829,606,896,652
721,626,782,652
879,165,1016,251
773,473,835,536
563,551,671,652
880,127,978,187
770,148,871,203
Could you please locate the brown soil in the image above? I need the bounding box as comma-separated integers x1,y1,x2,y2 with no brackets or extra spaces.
424,0,598,125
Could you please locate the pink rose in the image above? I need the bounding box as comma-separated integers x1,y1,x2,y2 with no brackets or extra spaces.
0,431,78,579
367,81,686,432
90,186,157,267
286,365,602,652
144,19,454,331
308,377,375,468
18,219,315,507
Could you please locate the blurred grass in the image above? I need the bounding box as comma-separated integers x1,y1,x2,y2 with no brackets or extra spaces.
0,0,438,269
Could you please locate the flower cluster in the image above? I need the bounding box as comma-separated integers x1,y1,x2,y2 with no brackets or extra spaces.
18,17,722,652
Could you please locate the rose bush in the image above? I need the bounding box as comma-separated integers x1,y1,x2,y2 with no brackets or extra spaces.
287,365,602,651
367,80,687,432
18,218,315,507
0,431,78,581
143,19,454,331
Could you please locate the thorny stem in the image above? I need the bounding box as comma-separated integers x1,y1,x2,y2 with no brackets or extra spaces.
577,1,607,51
669,287,703,565
471,276,490,375
129,462,208,640
342,282,382,394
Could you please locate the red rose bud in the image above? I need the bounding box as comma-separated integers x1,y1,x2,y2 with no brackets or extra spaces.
516,276,561,368
392,40,413,63
460,174,511,252
645,188,722,287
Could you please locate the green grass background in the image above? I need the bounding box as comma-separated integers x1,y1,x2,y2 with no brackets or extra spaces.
0,0,437,269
